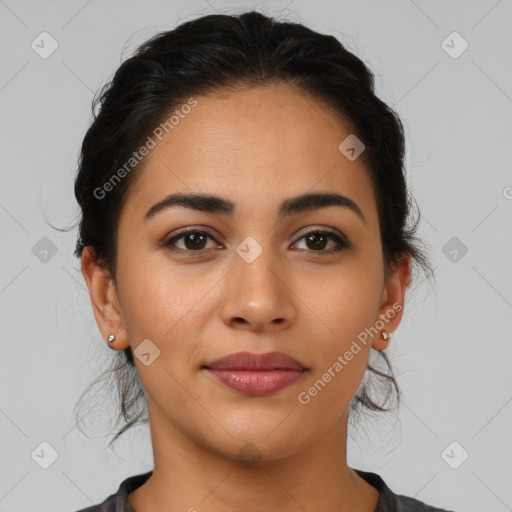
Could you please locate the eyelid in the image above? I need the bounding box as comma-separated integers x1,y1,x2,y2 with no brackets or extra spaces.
293,225,349,244
164,226,217,240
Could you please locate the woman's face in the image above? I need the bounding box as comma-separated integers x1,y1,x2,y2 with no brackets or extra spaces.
84,83,409,461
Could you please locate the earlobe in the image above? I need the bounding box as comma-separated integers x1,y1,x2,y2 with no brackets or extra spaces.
80,246,130,351
372,329,392,351
372,254,411,351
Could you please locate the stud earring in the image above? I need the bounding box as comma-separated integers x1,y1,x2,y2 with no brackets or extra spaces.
381,330,391,341
108,334,115,343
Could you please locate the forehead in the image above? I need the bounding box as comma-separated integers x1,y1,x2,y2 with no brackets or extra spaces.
121,83,378,225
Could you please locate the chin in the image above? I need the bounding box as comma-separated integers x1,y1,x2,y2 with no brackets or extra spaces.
198,423,311,464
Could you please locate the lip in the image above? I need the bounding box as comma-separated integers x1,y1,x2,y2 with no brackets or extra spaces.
202,351,308,397
204,351,306,371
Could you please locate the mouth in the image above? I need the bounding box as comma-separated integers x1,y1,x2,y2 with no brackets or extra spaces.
202,351,308,397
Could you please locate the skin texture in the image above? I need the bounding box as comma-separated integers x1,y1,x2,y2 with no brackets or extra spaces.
81,83,410,512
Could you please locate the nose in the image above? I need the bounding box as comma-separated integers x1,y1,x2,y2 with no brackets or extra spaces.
220,242,297,333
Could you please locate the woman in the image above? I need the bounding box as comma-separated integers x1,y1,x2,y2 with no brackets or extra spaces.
73,10,453,512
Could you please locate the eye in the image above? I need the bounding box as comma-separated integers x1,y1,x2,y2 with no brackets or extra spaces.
292,229,350,254
163,229,220,252
162,227,350,254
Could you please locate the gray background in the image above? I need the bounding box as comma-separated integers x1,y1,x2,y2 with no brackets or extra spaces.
1,1,511,511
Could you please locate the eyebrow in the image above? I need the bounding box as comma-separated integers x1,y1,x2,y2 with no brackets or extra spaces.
143,192,365,224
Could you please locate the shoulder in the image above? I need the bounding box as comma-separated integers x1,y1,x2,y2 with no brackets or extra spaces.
353,468,456,512
72,471,153,512
73,496,116,512
391,493,456,512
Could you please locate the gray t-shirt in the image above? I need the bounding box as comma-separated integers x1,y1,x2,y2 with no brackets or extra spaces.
75,468,455,511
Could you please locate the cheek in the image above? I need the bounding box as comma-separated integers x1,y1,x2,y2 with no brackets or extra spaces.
296,277,379,421
308,259,383,343
301,252,383,392
116,250,214,340
115,254,224,408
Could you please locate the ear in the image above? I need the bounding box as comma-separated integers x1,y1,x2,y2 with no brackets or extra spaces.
80,246,130,351
372,254,411,351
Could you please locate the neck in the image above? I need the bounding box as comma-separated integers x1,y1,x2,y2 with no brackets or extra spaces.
128,400,379,512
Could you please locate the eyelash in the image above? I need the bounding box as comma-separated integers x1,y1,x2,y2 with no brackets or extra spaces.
162,228,350,255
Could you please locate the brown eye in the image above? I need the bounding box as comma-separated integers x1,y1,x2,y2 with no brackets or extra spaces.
293,230,350,253
163,229,218,251
163,228,350,255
